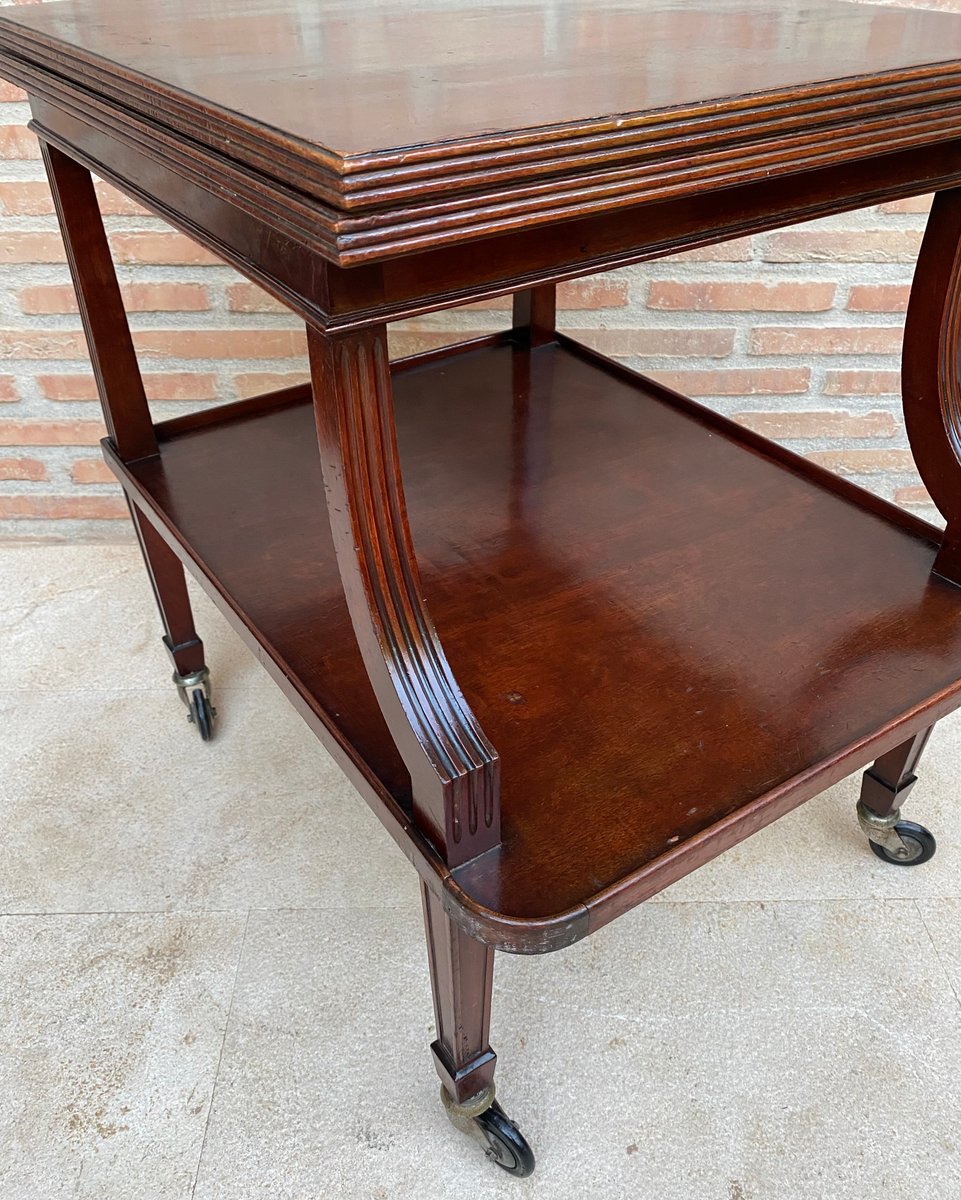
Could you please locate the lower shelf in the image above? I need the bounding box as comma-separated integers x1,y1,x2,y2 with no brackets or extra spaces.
110,336,961,947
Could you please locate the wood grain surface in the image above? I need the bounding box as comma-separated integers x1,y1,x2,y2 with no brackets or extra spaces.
5,0,961,261
4,0,961,161
104,338,961,945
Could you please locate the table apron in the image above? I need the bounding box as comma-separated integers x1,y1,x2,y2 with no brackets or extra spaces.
25,93,961,332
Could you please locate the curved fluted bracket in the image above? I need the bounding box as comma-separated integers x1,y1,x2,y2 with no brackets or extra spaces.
903,187,961,584
307,323,500,867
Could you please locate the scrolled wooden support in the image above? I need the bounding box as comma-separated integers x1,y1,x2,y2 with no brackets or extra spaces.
903,186,961,584
307,323,500,867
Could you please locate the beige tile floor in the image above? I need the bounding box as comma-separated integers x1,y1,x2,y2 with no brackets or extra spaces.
3,543,961,1199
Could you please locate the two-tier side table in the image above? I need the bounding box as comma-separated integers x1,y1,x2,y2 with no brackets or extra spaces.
5,0,961,1179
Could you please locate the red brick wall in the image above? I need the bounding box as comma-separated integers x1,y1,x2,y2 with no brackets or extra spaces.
0,0,944,537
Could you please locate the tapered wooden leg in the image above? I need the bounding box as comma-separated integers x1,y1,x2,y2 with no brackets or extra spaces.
40,142,155,462
421,885,535,1174
859,726,933,818
421,882,496,1105
131,503,206,677
857,725,937,865
42,141,208,701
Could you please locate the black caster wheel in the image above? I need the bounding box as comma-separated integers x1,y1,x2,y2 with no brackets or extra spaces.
441,1087,535,1178
475,1100,535,1177
173,667,216,742
188,686,215,742
870,821,936,866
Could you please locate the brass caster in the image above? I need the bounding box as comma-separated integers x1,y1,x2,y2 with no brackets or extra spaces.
441,1085,535,1178
857,800,935,866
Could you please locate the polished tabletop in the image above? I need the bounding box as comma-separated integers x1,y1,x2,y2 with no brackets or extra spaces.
2,0,961,159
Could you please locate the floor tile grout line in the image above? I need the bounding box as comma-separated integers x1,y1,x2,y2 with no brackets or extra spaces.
190,906,251,1200
0,685,262,696
647,892,961,904
913,898,961,1012
0,908,251,918
3,895,961,920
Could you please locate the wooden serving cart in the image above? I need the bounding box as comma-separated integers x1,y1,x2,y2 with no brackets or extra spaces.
4,0,961,1177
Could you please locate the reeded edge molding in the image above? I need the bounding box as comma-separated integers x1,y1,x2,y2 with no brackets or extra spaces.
346,77,961,203
29,52,959,269
29,109,961,338
4,17,961,190
335,103,961,259
7,63,345,260
30,115,961,339
15,58,961,266
5,22,961,261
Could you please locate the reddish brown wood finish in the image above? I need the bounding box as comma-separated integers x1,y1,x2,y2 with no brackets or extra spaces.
512,286,557,347
97,339,961,948
41,142,205,678
22,98,961,332
306,324,500,867
902,186,961,584
10,0,961,1148
8,0,961,262
860,726,934,819
11,0,961,170
130,503,206,677
422,883,496,1105
40,142,155,462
